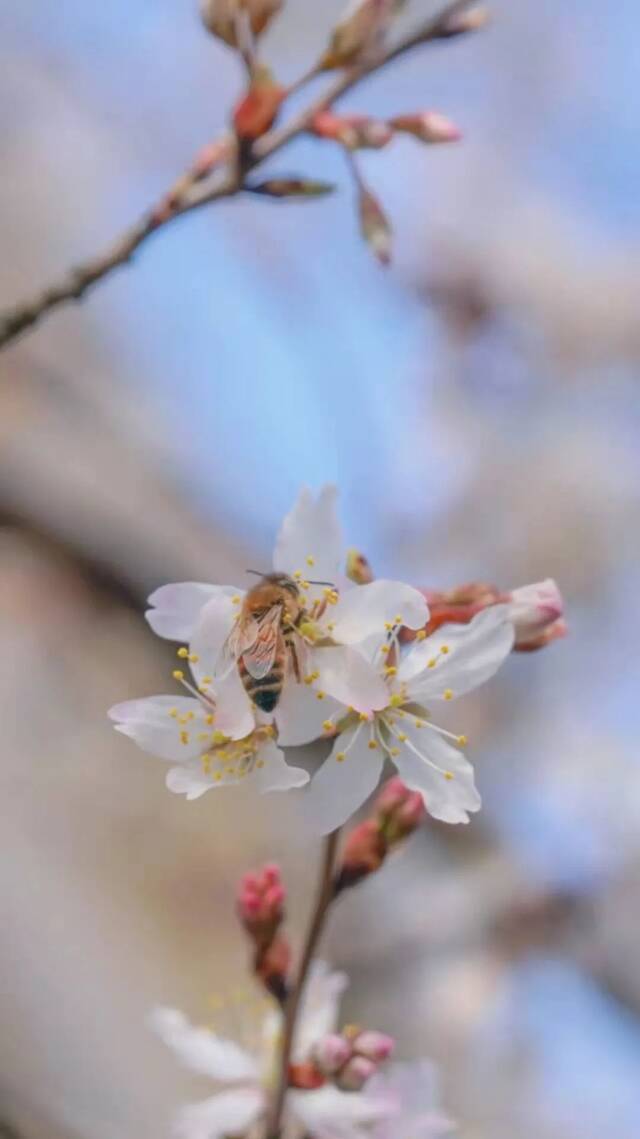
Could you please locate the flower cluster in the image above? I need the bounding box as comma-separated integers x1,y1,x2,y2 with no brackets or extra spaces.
153,890,449,1139
110,486,564,834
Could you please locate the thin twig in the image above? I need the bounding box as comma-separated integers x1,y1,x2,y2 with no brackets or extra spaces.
0,0,478,351
266,829,340,1139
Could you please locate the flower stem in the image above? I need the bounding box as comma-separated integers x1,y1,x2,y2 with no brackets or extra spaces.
266,829,340,1139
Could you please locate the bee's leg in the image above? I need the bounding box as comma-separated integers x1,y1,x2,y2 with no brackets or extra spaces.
286,628,303,683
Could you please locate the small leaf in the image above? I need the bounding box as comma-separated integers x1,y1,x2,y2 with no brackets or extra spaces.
249,178,336,198
200,0,284,47
358,185,392,265
319,0,402,70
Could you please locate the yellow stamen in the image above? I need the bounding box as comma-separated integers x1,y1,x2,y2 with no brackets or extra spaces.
336,752,346,762
316,690,326,700
457,734,468,746
172,669,184,681
231,595,241,604
397,732,408,743
306,555,315,566
179,730,190,745
440,644,450,654
177,647,189,659
389,694,403,707
428,658,437,669
368,740,378,750
444,771,454,781
415,629,427,641
384,665,398,676
322,720,334,732
444,689,454,701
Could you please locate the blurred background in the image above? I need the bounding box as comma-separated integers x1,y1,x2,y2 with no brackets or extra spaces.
1,1,639,1137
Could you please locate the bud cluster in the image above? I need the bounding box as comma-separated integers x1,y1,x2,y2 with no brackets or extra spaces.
311,1025,395,1090
335,776,426,893
401,578,566,652
237,864,291,1001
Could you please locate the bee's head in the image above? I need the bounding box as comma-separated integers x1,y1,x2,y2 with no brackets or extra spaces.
246,570,300,597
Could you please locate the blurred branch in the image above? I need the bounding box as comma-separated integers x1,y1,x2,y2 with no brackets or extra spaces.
0,0,478,351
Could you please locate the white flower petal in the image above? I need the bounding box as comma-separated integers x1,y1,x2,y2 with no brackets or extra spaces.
390,721,480,824
175,1089,264,1139
166,740,308,799
166,763,223,799
303,724,383,834
273,486,343,601
401,605,514,700
146,583,239,642
367,1060,455,1137
253,738,309,792
291,1084,393,1139
150,1007,258,1082
275,679,342,746
210,668,255,741
331,580,429,644
109,696,211,762
293,962,348,1060
311,646,388,714
190,596,239,680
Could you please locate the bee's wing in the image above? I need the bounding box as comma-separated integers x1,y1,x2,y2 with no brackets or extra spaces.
241,606,283,680
225,615,260,661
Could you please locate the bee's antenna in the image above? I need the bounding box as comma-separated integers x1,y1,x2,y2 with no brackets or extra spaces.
306,578,336,587
245,569,267,577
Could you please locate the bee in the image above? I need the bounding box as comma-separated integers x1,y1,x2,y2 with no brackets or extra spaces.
226,572,309,713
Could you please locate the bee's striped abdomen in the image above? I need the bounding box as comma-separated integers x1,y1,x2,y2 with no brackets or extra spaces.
238,652,286,712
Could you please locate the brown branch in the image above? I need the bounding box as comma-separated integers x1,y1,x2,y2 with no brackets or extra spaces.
266,830,340,1139
0,0,479,351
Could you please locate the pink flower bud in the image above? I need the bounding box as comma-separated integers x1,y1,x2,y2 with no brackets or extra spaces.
263,863,281,886
337,1054,377,1091
390,111,462,144
353,1030,395,1062
312,1033,353,1074
396,792,426,830
375,774,410,815
507,579,565,649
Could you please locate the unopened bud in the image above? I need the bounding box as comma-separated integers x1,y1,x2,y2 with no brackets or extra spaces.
233,68,286,141
311,112,393,150
375,776,425,844
237,862,286,944
352,1030,395,1062
390,111,462,144
319,0,400,70
200,0,283,46
437,3,490,38
337,1054,377,1091
507,579,565,651
334,819,386,892
312,1033,353,1074
346,548,374,585
255,933,291,1002
358,186,392,266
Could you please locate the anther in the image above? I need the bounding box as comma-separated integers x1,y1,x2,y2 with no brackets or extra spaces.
415,629,427,641
389,694,403,708
306,555,315,566
397,732,408,743
368,740,378,750
457,734,468,746
177,647,189,659
440,644,450,654
188,653,199,664
444,689,454,701
179,730,190,745
394,614,403,624
256,759,265,769
316,690,326,700
172,669,184,681
231,595,241,604
444,771,454,781
336,752,346,762
322,720,334,732
428,658,437,669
